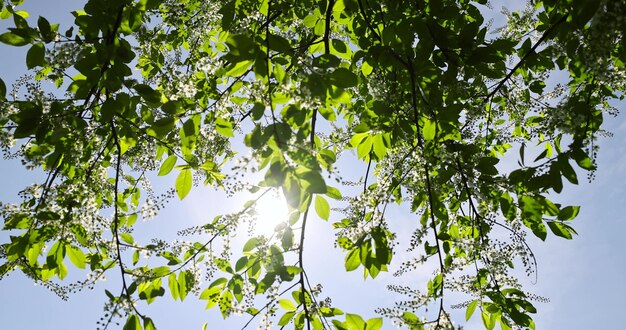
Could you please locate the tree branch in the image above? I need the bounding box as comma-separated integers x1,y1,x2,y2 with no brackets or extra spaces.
486,14,568,100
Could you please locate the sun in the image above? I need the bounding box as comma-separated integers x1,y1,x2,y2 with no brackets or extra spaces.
253,190,290,235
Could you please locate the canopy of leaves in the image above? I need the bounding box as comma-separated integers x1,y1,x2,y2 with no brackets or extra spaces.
0,0,624,329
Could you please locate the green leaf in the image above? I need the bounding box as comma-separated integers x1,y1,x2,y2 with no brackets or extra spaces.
178,270,191,301
297,169,327,194
557,206,580,220
572,0,602,27
176,168,192,199
294,312,306,330
243,237,259,252
281,226,294,250
148,117,176,138
278,311,296,326
123,314,142,330
14,10,29,19
0,32,30,46
345,248,360,271
168,273,179,300
46,241,64,270
199,285,221,305
332,320,349,330
325,186,342,200
268,33,291,53
234,256,247,272
132,250,140,265
329,68,358,88
131,191,141,208
161,100,182,115
547,221,577,239
151,266,171,277
26,43,44,69
365,317,383,330
0,7,11,20
158,155,177,176
100,98,121,122
37,16,52,40
219,291,233,318
143,317,156,330
318,149,337,167
345,314,365,330
0,78,5,100
466,300,478,320
571,148,595,170
558,157,578,184
134,84,161,105
530,222,547,241
422,119,436,140
481,311,495,330
121,233,134,244
361,60,373,76
138,278,165,304
225,59,253,77
278,299,297,311
314,195,330,220
226,34,255,59
215,117,234,137
66,246,85,269
477,156,499,175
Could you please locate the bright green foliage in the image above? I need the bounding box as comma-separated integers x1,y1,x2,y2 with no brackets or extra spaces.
0,0,624,329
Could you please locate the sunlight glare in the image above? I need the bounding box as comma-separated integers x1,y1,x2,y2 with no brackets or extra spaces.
253,190,290,235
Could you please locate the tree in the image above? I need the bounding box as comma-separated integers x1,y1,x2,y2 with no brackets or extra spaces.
0,0,623,328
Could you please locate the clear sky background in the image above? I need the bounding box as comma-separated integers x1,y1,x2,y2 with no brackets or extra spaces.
1,1,625,329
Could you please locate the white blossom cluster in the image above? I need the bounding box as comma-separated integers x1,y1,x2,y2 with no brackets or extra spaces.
160,0,223,39
47,42,83,79
0,103,16,153
256,311,273,330
497,3,537,41
0,178,106,243
140,198,157,219
584,1,626,90
167,76,198,101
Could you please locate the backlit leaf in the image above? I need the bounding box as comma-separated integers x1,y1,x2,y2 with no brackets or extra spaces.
278,299,297,311
158,155,177,176
123,314,141,330
314,195,330,220
422,119,436,140
466,300,478,321
168,273,179,301
176,168,192,199
278,311,296,326
215,117,234,137
345,249,360,271
365,317,383,330
66,246,85,269
345,314,365,330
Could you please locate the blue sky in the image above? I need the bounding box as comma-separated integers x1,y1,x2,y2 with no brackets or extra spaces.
1,1,625,329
